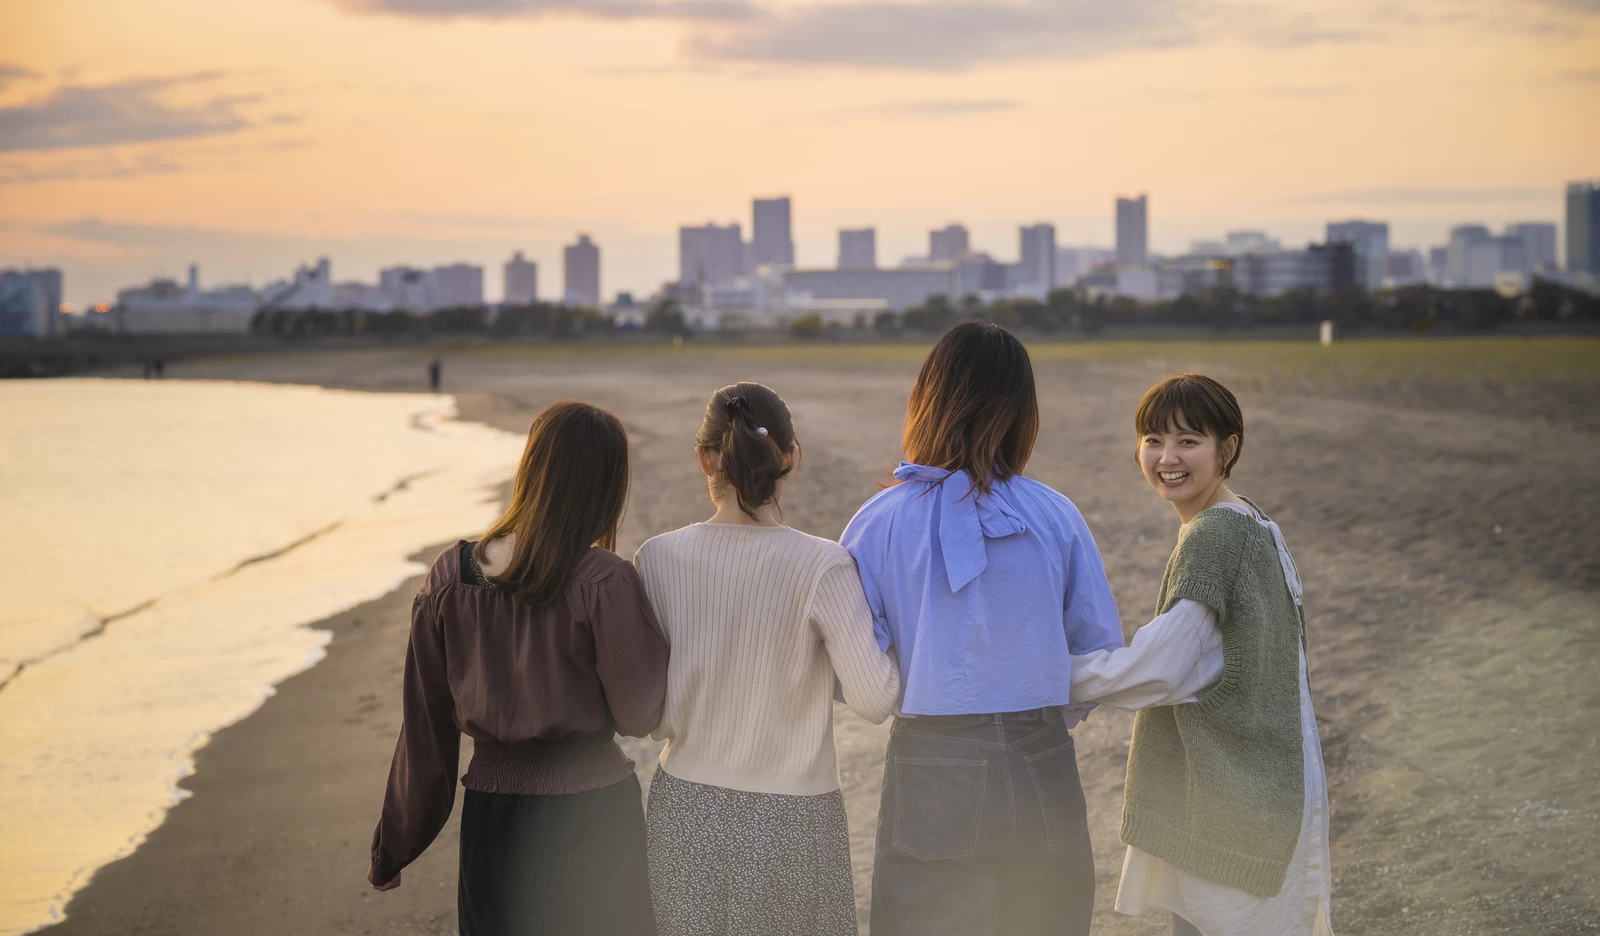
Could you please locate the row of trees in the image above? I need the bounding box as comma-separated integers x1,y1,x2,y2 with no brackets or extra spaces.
250,280,1600,341
878,279,1600,338
249,302,616,338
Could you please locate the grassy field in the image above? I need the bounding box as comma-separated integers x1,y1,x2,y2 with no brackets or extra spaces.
431,335,1600,385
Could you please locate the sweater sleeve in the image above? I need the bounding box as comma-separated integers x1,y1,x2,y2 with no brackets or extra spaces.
369,590,461,886
811,558,902,724
592,561,670,738
1068,599,1224,709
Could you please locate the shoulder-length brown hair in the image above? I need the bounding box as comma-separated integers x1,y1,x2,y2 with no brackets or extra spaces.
902,321,1039,494
475,401,630,604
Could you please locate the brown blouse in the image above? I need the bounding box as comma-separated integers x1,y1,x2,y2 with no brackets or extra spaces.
368,541,669,886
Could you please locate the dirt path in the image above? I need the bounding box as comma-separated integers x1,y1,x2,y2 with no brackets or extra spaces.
52,343,1599,935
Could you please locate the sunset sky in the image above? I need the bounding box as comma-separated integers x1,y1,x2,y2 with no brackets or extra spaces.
2,0,1597,307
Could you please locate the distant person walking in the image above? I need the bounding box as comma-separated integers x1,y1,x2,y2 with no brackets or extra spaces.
636,382,901,936
1069,374,1333,936
841,322,1125,936
427,358,442,392
368,401,668,936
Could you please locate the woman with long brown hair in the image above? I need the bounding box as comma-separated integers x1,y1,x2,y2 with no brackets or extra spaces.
368,401,668,936
635,382,900,936
840,322,1126,936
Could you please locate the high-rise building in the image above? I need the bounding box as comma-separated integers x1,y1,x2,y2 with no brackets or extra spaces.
504,251,539,305
430,264,485,308
1565,181,1599,275
679,222,745,286
564,234,601,307
1326,220,1390,291
1116,194,1149,267
0,270,52,336
1446,225,1493,286
751,197,795,268
1019,224,1057,291
929,224,970,263
838,228,877,269
1507,223,1558,272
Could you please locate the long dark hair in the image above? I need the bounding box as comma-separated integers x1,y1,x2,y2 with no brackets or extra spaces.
695,382,796,521
475,401,630,604
902,321,1039,494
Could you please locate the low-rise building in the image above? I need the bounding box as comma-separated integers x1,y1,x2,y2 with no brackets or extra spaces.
116,267,259,334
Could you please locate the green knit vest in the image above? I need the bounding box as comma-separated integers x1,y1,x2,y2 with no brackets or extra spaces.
1119,503,1305,898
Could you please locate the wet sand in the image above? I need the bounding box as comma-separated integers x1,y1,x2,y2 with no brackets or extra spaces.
42,339,1600,935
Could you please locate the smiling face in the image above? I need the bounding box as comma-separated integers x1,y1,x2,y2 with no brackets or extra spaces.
1132,374,1246,520
1138,418,1235,509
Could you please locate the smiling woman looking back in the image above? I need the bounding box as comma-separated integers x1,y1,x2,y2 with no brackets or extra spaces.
368,401,668,936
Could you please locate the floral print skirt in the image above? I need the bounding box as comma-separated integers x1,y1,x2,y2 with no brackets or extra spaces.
645,766,857,936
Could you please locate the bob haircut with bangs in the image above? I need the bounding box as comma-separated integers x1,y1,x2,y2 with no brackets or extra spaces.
1134,373,1245,478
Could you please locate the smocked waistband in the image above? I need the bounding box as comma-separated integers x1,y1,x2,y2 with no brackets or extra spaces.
463,733,635,796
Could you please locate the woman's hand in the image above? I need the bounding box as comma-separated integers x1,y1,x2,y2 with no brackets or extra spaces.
371,869,402,892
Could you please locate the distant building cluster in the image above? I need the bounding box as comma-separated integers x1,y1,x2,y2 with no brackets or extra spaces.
20,179,1599,337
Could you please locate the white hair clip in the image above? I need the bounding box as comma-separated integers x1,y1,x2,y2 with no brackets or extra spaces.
757,427,769,436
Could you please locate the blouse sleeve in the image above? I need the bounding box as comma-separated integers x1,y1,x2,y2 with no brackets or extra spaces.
839,504,894,652
369,589,461,886
1062,511,1126,655
592,562,670,738
1067,599,1224,709
811,559,902,724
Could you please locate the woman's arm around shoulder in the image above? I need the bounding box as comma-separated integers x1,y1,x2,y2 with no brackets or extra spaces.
1068,599,1224,710
811,554,901,724
591,555,670,738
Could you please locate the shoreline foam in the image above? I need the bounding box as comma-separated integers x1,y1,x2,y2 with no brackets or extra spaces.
0,380,521,935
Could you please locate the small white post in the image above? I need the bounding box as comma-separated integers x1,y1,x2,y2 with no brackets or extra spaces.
1319,320,1334,346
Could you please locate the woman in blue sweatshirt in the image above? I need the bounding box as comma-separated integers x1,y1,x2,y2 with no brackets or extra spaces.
841,322,1125,936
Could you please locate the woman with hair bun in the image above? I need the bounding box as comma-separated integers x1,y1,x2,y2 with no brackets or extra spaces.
635,381,901,936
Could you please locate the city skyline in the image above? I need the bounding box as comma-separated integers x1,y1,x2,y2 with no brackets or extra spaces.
2,0,1598,306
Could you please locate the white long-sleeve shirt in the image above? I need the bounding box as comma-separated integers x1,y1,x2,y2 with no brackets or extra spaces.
1070,501,1335,936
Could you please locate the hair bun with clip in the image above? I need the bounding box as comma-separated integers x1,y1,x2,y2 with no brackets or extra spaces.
723,395,759,431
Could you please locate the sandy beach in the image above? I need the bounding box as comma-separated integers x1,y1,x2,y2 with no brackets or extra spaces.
37,337,1600,936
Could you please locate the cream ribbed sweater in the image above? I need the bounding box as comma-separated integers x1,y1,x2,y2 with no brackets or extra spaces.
634,522,901,795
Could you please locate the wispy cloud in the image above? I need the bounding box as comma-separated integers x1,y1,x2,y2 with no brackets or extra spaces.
322,0,1443,71
328,0,757,21
850,98,1021,118
1557,66,1600,82
0,152,185,185
1146,83,1354,100
1286,186,1555,206
0,72,291,153
0,63,39,92
685,1,1196,70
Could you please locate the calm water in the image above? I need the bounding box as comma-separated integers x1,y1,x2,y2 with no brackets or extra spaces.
0,379,521,934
